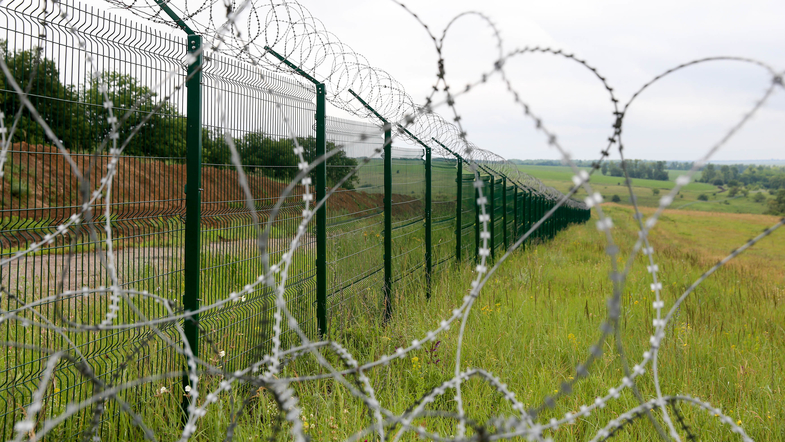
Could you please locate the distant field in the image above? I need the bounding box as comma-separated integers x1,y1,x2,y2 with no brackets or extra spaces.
517,165,774,215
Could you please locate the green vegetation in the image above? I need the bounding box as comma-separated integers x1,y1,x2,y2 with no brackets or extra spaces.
22,205,781,441
600,159,670,181
698,163,785,189
516,164,781,215
0,43,360,188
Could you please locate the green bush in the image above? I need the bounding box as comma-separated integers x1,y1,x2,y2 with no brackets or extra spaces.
652,188,660,195
753,192,766,203
10,181,28,197
697,193,709,201
729,187,739,197
611,194,621,203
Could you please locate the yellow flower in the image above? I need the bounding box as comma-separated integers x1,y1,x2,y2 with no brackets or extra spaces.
411,357,419,363
737,420,742,425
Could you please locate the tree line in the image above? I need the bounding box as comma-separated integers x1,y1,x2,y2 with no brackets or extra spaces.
0,43,359,189
600,160,669,181
697,163,785,189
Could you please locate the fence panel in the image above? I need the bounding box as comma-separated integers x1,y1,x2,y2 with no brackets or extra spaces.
460,173,476,261
492,176,504,256
431,153,457,272
325,118,384,320
198,53,324,370
0,1,188,438
389,146,426,293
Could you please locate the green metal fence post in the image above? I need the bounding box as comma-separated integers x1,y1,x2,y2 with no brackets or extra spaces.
455,157,462,263
315,83,327,336
502,176,508,250
265,46,328,336
347,89,392,321
534,195,540,241
475,180,480,263
523,190,532,245
183,30,203,387
513,185,518,242
489,175,495,259
383,123,392,319
424,142,432,298
151,0,203,419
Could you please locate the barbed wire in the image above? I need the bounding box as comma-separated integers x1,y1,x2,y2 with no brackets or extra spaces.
0,0,783,441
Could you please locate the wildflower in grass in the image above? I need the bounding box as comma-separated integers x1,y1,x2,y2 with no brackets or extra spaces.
160,386,168,394
219,350,226,358
184,385,191,393
737,420,742,425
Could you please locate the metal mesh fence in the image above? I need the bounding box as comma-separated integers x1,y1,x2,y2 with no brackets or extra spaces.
431,153,457,271
0,1,590,438
325,117,384,316
390,146,425,293
0,1,188,437
199,53,322,371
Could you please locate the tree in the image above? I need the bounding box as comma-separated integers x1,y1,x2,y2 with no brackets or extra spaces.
720,165,731,184
601,162,608,175
728,187,739,197
701,164,716,183
0,43,85,149
697,193,709,201
611,194,621,203
766,189,785,215
202,128,232,166
82,72,186,157
652,188,660,195
237,132,359,189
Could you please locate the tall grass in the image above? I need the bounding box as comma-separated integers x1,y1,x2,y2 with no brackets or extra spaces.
47,204,783,441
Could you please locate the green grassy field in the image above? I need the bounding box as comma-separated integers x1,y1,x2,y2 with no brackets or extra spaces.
517,165,775,215
75,204,784,441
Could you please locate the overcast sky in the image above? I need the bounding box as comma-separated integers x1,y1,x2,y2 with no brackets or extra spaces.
94,0,784,162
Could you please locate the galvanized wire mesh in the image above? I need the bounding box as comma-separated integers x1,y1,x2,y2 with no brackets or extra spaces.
0,0,602,440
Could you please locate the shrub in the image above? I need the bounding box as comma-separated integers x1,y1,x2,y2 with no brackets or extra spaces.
611,194,621,203
652,188,660,195
697,193,709,201
753,192,766,203
728,187,739,197
10,181,28,197
767,189,785,215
